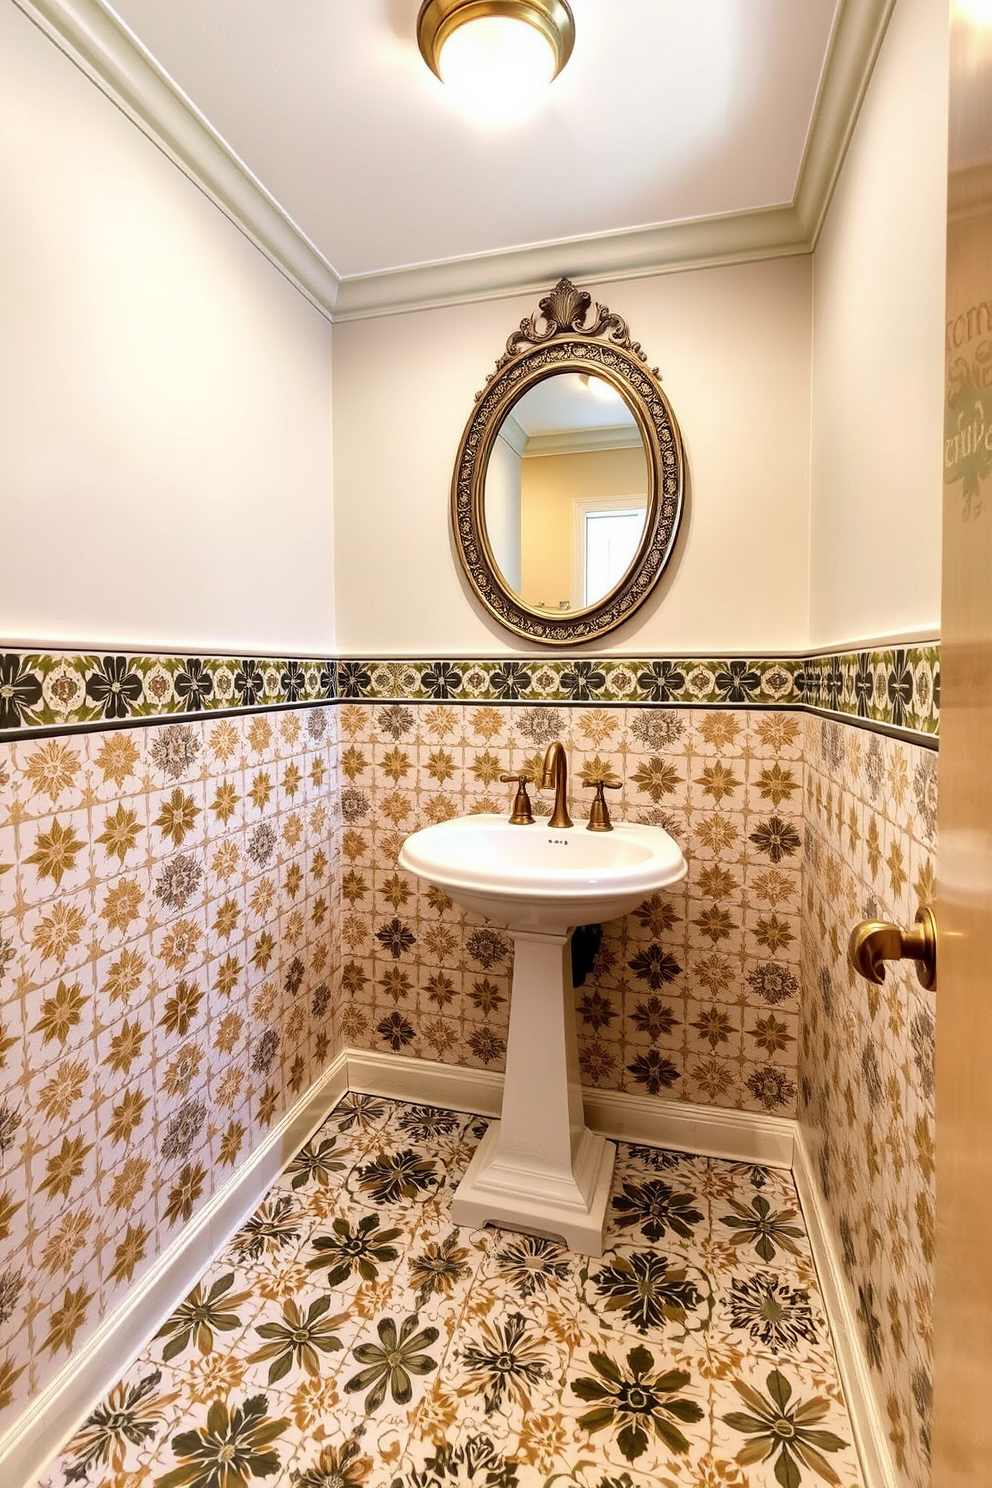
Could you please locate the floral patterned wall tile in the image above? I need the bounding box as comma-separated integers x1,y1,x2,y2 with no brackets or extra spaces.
799,719,936,1488
0,705,340,1438
335,702,805,1118
0,641,941,1478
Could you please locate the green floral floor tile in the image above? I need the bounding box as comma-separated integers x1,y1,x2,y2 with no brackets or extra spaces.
39,1095,863,1488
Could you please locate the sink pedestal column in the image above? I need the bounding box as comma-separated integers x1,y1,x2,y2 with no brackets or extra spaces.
450,926,615,1257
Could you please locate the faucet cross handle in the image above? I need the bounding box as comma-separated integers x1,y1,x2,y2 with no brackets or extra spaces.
499,773,535,825
585,777,622,833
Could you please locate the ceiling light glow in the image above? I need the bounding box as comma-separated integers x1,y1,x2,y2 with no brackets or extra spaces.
439,16,553,123
580,373,624,405
418,1,574,127
956,0,992,22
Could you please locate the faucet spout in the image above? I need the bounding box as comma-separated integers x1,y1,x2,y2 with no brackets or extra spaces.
541,742,573,829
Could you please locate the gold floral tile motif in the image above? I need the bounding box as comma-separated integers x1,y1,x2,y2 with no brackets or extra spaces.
0,707,341,1438
798,720,935,1488
40,1094,863,1488
339,706,805,1116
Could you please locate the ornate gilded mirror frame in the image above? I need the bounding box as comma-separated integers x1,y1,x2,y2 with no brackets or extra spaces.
451,277,685,644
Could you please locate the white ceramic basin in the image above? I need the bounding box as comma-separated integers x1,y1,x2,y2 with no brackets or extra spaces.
399,812,687,933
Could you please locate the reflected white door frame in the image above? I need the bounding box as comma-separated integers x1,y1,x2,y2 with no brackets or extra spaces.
571,494,647,609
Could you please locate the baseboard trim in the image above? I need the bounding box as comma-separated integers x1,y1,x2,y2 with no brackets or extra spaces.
4,1054,349,1488
793,1126,896,1488
343,1048,795,1168
345,1048,504,1116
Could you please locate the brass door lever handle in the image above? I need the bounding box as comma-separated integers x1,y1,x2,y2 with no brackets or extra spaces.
848,906,937,990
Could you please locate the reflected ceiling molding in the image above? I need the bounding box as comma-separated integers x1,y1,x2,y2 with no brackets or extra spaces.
497,415,528,457
10,0,341,321
523,424,643,457
15,0,893,324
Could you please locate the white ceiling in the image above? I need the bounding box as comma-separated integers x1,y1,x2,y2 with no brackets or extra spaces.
105,0,841,280
512,374,636,438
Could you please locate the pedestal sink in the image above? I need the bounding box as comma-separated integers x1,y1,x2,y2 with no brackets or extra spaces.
398,813,687,1256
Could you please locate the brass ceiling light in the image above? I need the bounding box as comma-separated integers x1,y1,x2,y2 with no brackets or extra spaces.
417,1,575,98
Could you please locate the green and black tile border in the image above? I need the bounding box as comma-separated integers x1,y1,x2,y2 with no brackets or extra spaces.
0,645,939,745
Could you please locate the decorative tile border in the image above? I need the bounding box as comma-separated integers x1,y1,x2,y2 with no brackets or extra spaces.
0,646,939,741
338,647,939,740
0,652,336,737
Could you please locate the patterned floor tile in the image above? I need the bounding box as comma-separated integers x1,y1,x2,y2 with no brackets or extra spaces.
40,1097,862,1488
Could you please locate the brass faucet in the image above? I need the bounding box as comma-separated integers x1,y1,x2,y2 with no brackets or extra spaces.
541,742,573,828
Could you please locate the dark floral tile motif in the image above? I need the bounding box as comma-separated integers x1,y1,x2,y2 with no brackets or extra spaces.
345,1312,442,1414
724,1271,822,1354
609,1175,706,1245
0,652,337,736
717,1364,851,1486
579,1248,714,1340
41,1098,863,1488
716,1192,807,1267
569,1340,705,1466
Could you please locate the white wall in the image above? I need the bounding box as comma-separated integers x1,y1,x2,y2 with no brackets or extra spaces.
0,3,334,656
809,0,947,649
333,257,812,656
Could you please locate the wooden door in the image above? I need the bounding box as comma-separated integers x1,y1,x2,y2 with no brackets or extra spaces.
931,8,992,1481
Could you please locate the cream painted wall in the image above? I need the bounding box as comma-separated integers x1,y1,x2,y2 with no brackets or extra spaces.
333,257,812,656
0,3,334,656
809,0,947,649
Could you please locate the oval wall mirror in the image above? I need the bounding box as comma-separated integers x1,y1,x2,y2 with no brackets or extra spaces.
452,278,685,645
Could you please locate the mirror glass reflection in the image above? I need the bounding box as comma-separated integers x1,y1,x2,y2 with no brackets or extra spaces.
483,372,649,613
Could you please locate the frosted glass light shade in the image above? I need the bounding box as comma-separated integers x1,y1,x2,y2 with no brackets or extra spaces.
956,0,992,24
582,374,625,405
438,16,556,123
417,1,574,126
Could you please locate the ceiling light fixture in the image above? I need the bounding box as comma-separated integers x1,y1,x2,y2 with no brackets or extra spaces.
955,0,992,24
417,1,575,123
579,373,624,405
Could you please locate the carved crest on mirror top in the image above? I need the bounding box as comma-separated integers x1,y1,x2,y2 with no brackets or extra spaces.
451,277,685,645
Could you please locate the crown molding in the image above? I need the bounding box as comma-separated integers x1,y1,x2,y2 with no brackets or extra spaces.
331,203,808,321
332,0,896,320
11,0,340,320
16,0,894,324
792,0,896,243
